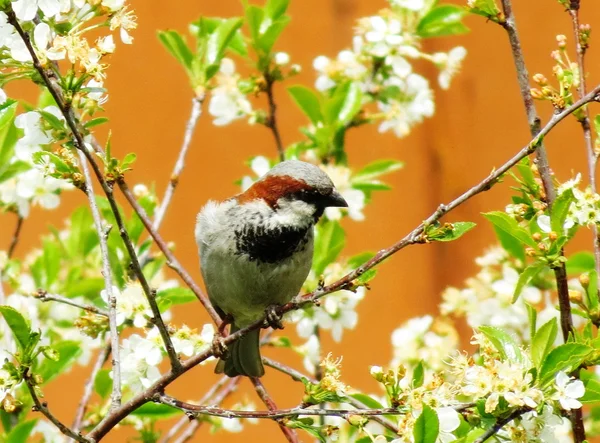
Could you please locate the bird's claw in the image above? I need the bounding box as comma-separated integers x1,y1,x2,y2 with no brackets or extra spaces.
211,334,228,359
265,305,284,330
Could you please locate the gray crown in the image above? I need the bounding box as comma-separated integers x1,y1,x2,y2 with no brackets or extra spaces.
264,160,335,193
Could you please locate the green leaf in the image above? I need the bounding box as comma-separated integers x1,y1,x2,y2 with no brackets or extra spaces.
32,151,72,174
526,302,537,341
206,17,244,66
478,326,523,363
37,341,82,384
513,263,545,303
121,152,137,170
539,343,593,385
428,221,476,242
413,361,425,388
157,30,193,70
0,306,32,352
531,318,558,368
324,82,362,127
0,100,18,164
131,403,180,419
38,109,65,131
417,5,469,38
580,371,600,404
413,404,439,443
491,223,525,262
6,419,37,443
313,221,346,276
551,189,574,234
288,85,323,124
245,5,264,44
94,369,112,399
156,287,197,311
84,117,109,129
258,16,290,54
43,238,61,288
265,0,290,19
349,393,384,409
566,252,595,274
0,160,31,183
353,159,404,182
483,211,536,247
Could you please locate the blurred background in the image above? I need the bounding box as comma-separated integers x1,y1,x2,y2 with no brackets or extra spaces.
2,0,600,441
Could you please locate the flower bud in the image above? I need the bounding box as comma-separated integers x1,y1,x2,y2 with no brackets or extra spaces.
274,51,290,65
370,365,384,382
526,247,537,257
532,232,542,241
532,73,547,85
580,272,590,288
569,289,583,304
530,88,544,99
549,231,558,241
347,414,368,427
290,64,302,74
556,34,567,49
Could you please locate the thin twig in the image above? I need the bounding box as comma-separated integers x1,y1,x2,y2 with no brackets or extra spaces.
85,85,600,442
172,377,241,443
78,150,122,411
473,408,528,443
35,290,108,317
263,357,400,434
7,215,23,259
24,374,92,443
152,96,204,231
498,1,584,440
72,342,111,433
251,377,299,443
116,178,222,324
264,71,285,161
159,393,406,420
5,9,182,374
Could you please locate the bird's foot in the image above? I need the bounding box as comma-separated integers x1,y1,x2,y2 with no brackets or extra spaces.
211,334,228,359
218,314,233,335
265,305,284,330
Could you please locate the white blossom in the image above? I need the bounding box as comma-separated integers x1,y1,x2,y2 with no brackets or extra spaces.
553,371,584,411
12,0,61,21
319,164,366,221
208,58,253,126
435,46,467,90
436,407,460,443
120,332,163,393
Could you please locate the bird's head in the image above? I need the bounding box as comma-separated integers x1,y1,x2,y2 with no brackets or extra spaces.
238,160,348,224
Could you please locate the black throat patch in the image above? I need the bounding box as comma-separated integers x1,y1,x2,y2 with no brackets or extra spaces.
234,223,310,264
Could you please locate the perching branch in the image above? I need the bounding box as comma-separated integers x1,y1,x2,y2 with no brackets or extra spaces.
85,85,600,441
473,408,529,443
35,290,108,317
250,377,299,443
77,150,122,411
264,70,285,162
5,8,182,374
24,374,92,443
6,214,23,259
152,96,204,231
498,0,584,440
72,342,111,433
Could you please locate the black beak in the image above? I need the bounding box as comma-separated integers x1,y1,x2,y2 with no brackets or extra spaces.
324,189,348,208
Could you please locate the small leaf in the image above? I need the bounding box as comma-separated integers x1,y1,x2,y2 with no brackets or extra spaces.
37,341,82,384
478,326,523,363
157,30,193,70
245,5,264,43
539,343,593,385
491,223,525,262
32,151,72,173
0,306,32,352
84,117,109,129
121,153,137,170
313,220,346,276
156,287,197,311
258,16,290,54
131,403,181,419
206,17,244,66
6,419,38,443
531,318,558,368
427,221,476,242
352,159,404,182
551,189,575,234
413,404,439,443
513,263,545,303
324,82,362,127
580,371,600,404
413,361,425,388
265,0,290,19
350,393,384,409
566,252,595,274
288,85,323,124
0,160,31,183
483,212,536,247
94,369,112,399
417,5,469,38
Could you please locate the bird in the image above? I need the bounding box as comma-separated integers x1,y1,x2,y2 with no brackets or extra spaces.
195,160,348,377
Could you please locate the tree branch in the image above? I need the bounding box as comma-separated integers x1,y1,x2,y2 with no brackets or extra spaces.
77,150,122,411
5,8,182,374
85,85,600,441
6,214,23,259
499,0,584,440
35,290,108,317
473,408,528,443
264,71,285,161
250,377,299,443
152,96,204,231
24,374,92,443
72,342,111,433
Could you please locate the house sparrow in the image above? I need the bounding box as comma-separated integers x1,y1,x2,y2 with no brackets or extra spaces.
195,160,348,377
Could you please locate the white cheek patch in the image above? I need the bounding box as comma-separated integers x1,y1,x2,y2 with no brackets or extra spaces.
272,199,315,227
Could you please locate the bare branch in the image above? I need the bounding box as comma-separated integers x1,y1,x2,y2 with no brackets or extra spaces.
78,150,122,410
4,8,182,374
7,215,23,259
72,342,111,433
24,375,92,443
251,377,299,443
153,96,204,231
35,290,108,317
264,71,285,161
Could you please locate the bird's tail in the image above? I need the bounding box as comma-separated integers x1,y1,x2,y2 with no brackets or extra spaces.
215,325,264,377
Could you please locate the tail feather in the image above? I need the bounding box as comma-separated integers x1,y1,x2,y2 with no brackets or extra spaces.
215,325,264,377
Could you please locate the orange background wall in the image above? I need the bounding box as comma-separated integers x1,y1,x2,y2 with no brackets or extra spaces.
2,0,599,441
